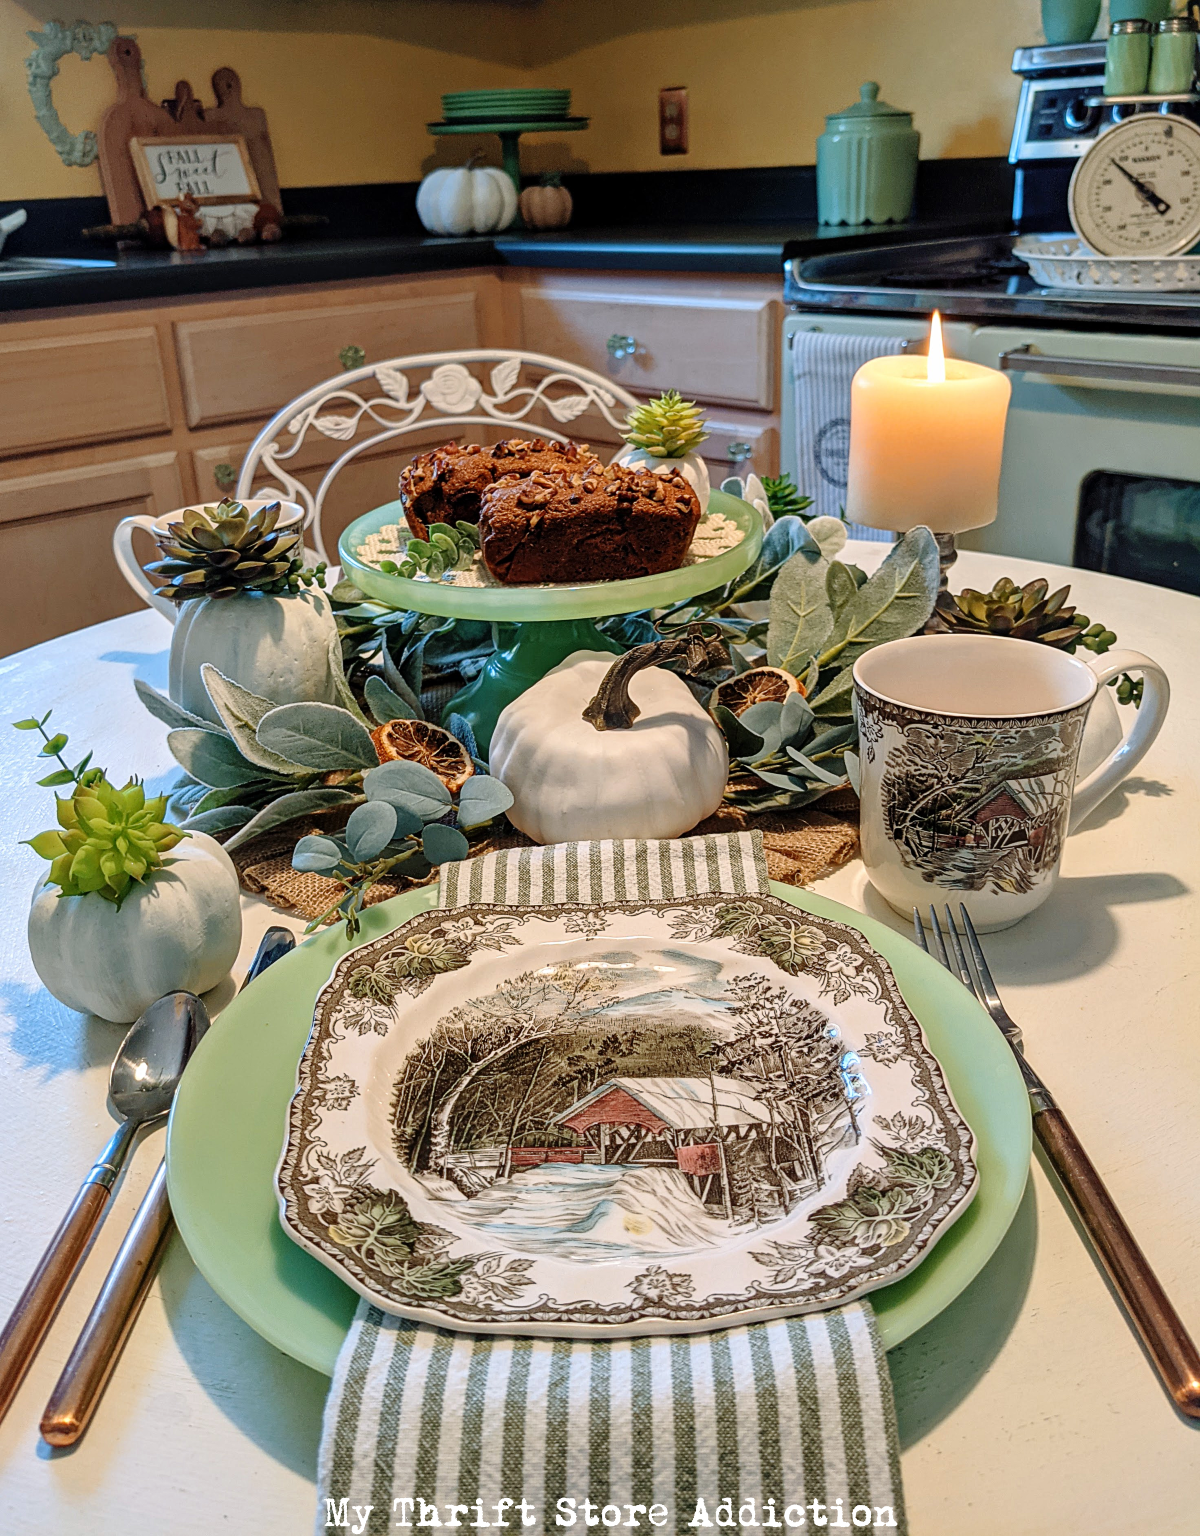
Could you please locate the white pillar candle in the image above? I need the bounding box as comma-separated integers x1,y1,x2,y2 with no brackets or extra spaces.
844,313,1011,533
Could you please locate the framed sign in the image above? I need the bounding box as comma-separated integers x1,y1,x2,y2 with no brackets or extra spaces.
130,134,260,208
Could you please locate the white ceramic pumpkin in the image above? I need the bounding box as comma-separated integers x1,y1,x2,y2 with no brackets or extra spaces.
27,832,243,1023
416,162,518,235
612,444,711,512
169,588,339,726
489,645,729,844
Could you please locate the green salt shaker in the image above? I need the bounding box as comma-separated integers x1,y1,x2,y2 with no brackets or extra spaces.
1105,19,1152,96
1149,16,1198,96
816,82,920,226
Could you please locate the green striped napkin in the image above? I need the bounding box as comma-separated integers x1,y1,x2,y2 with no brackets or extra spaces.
317,833,906,1536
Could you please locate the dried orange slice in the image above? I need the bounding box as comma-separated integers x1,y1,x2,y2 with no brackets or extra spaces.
711,666,803,717
370,719,474,792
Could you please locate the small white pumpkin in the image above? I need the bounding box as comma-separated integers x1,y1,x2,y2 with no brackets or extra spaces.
169,588,339,727
416,160,518,235
27,832,243,1023
489,640,729,845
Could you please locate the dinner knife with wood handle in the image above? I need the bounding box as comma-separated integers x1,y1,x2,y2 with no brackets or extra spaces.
40,926,296,1446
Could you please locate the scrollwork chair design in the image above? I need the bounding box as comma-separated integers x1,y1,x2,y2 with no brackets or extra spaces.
236,351,641,564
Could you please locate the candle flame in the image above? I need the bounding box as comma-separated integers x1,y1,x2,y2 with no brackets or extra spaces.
926,311,946,384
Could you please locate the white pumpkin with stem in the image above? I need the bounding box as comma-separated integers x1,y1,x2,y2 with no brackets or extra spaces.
416,156,518,235
28,831,242,1024
612,389,711,512
489,629,730,844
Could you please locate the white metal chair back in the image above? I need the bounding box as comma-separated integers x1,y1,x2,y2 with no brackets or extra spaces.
235,349,641,564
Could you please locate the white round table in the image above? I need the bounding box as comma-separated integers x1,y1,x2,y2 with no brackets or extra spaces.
1,545,1197,1535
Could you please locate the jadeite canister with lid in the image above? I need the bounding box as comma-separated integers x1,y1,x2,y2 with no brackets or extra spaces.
816,82,920,226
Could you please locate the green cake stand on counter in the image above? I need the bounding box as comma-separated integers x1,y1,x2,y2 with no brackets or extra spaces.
337,489,763,754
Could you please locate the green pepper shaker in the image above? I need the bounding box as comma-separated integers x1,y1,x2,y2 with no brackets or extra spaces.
1105,19,1152,97
1149,16,1198,96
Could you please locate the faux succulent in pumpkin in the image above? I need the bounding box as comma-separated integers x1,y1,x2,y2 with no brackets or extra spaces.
16,714,241,1022
145,499,339,728
613,389,711,510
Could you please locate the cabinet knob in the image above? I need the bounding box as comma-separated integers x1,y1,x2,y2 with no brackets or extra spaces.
606,334,638,361
726,441,754,464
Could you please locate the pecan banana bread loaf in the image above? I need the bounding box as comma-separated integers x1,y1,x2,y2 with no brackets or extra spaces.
478,463,703,585
398,437,600,539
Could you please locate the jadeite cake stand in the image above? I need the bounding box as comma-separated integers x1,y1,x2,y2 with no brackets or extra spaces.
337,488,763,753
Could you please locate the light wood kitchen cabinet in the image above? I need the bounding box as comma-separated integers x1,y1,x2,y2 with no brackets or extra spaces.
175,290,485,428
1,263,781,657
0,451,183,652
0,327,171,458
509,271,782,411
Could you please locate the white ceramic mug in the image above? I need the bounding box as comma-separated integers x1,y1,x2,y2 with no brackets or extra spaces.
112,499,305,621
852,634,1170,931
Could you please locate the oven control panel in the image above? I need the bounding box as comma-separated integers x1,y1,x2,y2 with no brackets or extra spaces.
1010,73,1106,163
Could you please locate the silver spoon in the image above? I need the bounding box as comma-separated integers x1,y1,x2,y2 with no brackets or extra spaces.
0,991,208,1425
42,928,296,1445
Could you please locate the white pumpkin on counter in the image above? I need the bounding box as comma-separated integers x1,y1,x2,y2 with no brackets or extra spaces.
27,832,242,1024
489,634,730,844
416,160,518,235
169,588,340,727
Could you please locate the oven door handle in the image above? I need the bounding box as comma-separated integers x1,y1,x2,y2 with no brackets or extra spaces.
999,346,1200,390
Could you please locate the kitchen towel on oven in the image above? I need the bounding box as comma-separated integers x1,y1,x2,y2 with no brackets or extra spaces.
791,329,905,535
315,834,907,1536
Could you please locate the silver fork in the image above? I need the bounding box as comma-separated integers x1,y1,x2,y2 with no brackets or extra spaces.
916,903,1200,1421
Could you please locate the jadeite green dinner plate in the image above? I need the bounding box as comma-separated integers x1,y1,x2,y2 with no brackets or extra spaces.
339,490,763,623
166,883,1031,1374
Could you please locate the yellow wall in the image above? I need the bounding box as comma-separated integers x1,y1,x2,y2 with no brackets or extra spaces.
2,0,1054,202
525,0,1045,175
0,0,526,201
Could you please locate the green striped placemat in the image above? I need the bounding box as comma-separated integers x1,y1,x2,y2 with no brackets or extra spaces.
316,834,906,1535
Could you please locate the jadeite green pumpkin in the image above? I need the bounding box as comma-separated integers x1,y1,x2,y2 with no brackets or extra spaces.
168,588,339,727
27,832,243,1024
488,650,729,844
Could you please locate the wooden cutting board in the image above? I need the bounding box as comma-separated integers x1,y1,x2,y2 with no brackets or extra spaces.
97,38,282,224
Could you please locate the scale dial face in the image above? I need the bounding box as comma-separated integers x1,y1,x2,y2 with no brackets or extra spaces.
1069,114,1200,258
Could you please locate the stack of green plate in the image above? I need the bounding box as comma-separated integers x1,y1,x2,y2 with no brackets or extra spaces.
441,88,571,123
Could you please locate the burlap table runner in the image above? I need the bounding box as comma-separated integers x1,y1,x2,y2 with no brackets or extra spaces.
227,790,861,924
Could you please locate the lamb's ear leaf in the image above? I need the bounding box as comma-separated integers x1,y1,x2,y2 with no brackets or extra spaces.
364,674,418,724
843,750,862,796
167,729,262,788
182,805,255,835
767,552,833,673
421,822,470,865
381,641,425,717
807,664,856,717
200,666,306,775
777,688,816,750
456,774,514,828
223,788,362,851
818,527,940,668
327,628,373,727
712,703,765,761
134,679,213,733
256,702,377,771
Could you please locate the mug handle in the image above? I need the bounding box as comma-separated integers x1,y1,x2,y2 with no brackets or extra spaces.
112,516,176,622
1069,649,1170,833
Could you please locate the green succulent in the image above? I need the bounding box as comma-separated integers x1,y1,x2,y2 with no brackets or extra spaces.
380,521,480,581
16,711,187,906
761,472,814,521
145,500,323,603
930,576,1112,652
621,389,708,458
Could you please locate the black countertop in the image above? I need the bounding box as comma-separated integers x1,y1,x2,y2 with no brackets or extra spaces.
0,159,1015,313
